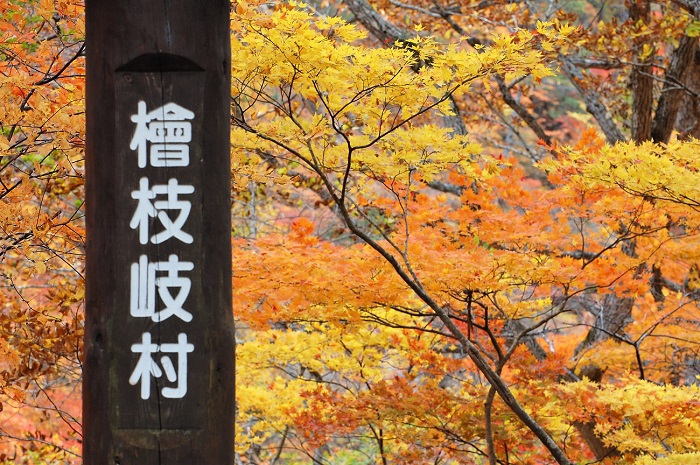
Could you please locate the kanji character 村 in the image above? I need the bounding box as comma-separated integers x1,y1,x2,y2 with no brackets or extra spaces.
128,332,195,400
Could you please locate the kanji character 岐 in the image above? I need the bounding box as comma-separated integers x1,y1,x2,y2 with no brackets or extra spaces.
130,254,194,322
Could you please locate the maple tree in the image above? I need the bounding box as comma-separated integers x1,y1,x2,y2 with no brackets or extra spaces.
1,0,700,464
230,1,700,464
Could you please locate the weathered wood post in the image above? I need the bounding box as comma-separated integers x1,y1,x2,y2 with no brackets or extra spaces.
84,2,234,464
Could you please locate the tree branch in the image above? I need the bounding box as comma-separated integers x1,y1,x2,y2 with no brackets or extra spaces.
561,57,625,144
651,35,698,143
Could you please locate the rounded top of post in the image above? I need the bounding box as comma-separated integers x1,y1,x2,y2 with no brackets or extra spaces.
117,53,203,73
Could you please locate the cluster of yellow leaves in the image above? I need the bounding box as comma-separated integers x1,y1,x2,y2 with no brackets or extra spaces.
635,452,700,465
574,138,700,213
532,377,700,458
230,4,572,187
586,11,692,58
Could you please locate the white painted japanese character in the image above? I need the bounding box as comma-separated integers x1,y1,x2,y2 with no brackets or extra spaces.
130,255,156,318
129,332,195,400
130,254,194,323
130,177,157,245
128,332,162,400
160,333,195,398
130,101,194,168
130,177,195,245
152,178,195,244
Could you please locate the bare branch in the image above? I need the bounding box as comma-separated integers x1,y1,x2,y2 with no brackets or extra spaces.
561,57,625,144
651,35,699,143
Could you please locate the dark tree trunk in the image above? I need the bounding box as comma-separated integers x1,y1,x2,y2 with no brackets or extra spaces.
629,0,653,142
652,36,698,143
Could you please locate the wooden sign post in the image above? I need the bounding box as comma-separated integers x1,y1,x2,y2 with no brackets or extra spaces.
84,2,234,464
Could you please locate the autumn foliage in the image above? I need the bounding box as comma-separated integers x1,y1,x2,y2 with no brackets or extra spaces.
2,0,700,464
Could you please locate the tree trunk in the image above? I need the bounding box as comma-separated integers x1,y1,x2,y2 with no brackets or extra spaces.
651,36,698,143
630,0,653,142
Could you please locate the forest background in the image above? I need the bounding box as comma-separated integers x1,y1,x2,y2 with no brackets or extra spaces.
2,0,700,464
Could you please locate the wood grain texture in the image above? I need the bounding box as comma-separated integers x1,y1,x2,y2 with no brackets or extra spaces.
85,2,233,464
